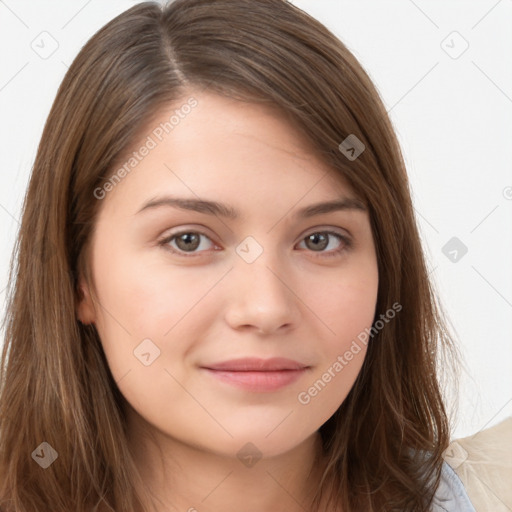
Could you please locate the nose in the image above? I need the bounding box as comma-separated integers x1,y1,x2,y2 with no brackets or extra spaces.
224,255,301,335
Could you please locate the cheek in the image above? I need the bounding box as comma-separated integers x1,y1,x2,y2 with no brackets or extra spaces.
89,251,206,419
294,294,376,429
296,261,378,414
117,262,225,342
90,245,219,373
313,263,379,353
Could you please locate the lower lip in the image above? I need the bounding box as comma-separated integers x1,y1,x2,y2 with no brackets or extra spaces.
201,368,308,392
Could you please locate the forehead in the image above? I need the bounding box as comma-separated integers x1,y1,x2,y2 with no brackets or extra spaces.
99,90,359,214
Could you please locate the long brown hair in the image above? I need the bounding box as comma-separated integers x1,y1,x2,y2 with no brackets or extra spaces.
0,1,460,510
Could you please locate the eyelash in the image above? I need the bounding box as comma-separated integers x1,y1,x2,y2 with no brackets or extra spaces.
157,229,352,259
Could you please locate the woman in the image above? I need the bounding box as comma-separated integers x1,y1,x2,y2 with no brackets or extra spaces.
0,0,475,510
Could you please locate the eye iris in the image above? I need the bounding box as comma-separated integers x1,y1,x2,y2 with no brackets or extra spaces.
168,232,339,254
306,233,328,251
175,233,200,252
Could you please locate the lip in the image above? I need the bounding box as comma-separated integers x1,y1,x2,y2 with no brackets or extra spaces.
200,357,310,392
202,357,308,372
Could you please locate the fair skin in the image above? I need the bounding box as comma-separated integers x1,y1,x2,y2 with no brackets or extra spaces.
77,90,379,512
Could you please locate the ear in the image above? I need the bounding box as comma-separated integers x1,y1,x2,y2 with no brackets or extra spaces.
76,276,97,325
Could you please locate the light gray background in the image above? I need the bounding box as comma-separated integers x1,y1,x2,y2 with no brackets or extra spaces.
0,0,511,440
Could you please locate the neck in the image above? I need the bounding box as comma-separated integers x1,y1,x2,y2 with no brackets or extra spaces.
127,412,328,512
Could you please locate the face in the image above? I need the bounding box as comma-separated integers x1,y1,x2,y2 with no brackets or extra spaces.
77,90,379,460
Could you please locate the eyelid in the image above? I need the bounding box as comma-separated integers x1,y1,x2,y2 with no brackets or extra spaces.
301,225,351,239
157,225,352,258
157,227,219,255
297,229,352,258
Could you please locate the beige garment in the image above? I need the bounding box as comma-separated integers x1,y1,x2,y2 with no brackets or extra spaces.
443,417,512,512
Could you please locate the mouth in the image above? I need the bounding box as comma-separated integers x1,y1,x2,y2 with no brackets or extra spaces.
200,357,310,392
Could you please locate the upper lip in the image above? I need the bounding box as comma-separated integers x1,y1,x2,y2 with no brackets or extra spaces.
201,357,308,372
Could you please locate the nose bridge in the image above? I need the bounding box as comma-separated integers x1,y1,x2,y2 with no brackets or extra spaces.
236,231,291,290
225,236,299,333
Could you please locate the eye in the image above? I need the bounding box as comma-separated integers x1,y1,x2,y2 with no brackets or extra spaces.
297,230,352,258
158,230,217,257
158,229,352,258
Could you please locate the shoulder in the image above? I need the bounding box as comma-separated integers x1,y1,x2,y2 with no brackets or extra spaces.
431,461,476,512
442,417,512,511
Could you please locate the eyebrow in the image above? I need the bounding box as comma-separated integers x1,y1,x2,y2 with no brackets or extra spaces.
136,195,366,219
